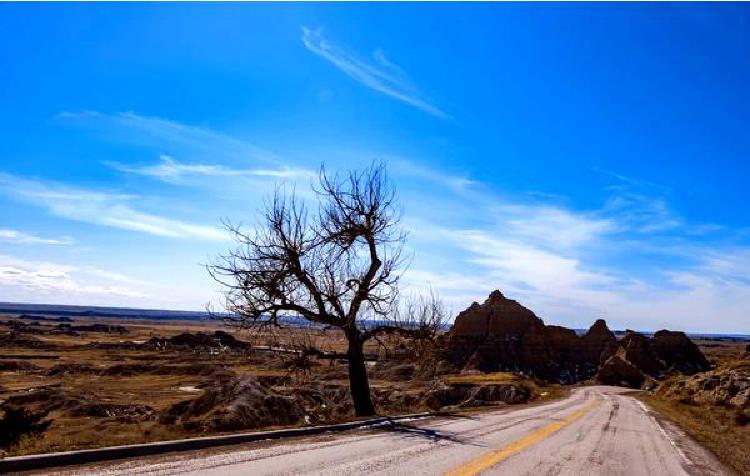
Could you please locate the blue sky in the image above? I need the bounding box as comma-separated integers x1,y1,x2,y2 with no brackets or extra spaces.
1,4,749,333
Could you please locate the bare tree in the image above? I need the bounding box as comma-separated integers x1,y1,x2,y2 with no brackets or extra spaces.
208,163,443,416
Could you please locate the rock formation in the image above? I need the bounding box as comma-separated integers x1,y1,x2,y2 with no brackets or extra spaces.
580,319,620,364
147,330,250,351
446,291,618,383
596,354,647,388
162,376,305,431
446,290,711,387
657,364,750,409
650,330,711,373
595,329,710,387
422,381,531,410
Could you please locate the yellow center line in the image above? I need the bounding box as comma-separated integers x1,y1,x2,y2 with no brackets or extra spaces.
443,399,601,476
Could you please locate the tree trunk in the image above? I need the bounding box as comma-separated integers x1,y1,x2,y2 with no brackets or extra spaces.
346,331,376,416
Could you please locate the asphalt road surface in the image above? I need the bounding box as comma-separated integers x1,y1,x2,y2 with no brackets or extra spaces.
48,386,730,476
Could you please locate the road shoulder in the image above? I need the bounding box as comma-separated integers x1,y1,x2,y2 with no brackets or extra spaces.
637,394,736,476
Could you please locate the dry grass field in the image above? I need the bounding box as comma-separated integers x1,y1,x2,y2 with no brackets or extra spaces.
0,317,255,455
0,314,560,457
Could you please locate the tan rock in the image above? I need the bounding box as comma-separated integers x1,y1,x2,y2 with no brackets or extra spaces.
596,354,646,388
446,290,617,383
446,290,710,388
658,366,750,408
651,330,710,373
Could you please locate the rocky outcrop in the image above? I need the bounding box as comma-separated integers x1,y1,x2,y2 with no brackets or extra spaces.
56,323,128,334
446,291,618,383
595,329,711,388
596,354,647,388
451,290,543,337
580,319,620,364
446,290,711,387
657,363,750,408
162,376,305,431
422,381,531,410
651,330,711,373
619,331,663,376
147,330,250,351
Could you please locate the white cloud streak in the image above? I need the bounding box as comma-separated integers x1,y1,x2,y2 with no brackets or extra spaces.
0,229,73,246
302,27,448,119
0,255,149,299
59,111,283,165
489,204,615,251
0,173,226,241
389,158,476,192
107,155,315,182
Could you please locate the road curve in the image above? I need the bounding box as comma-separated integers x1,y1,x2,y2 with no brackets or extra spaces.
45,386,730,476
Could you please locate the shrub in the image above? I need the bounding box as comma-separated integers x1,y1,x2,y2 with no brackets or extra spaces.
0,406,52,450
735,409,750,427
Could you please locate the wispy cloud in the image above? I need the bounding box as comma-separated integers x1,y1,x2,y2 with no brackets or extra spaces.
602,191,682,233
389,158,476,192
0,254,149,299
592,167,684,233
58,111,283,165
60,111,319,196
406,218,750,333
107,155,315,182
397,162,750,333
302,27,448,119
488,204,615,251
0,173,226,241
0,229,73,246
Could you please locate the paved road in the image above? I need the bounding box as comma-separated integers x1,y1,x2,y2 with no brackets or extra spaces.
50,386,729,476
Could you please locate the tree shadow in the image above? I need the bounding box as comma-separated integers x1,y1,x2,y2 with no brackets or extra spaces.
430,411,479,421
374,415,482,446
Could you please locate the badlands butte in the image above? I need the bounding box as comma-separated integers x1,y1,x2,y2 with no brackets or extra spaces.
444,290,711,387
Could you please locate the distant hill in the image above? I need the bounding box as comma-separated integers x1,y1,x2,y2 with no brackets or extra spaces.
0,302,213,321
0,302,453,330
0,302,745,340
